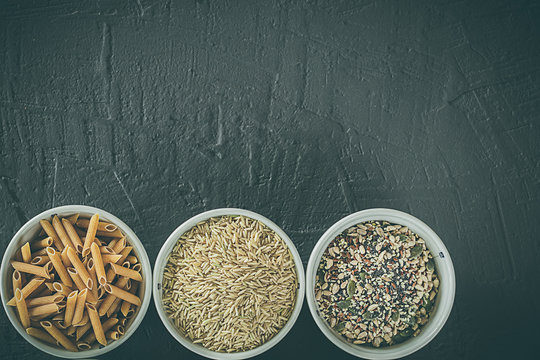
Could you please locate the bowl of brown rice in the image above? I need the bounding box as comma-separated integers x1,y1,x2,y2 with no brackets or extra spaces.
306,208,455,359
153,208,305,359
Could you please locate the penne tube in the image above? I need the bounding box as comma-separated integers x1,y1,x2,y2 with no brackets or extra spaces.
31,248,48,257
29,303,61,318
52,215,73,249
40,219,64,250
118,318,127,327
82,214,99,257
32,237,53,250
110,263,142,282
121,281,139,317
91,243,107,286
60,246,71,268
97,285,106,299
52,282,73,297
76,218,118,233
125,308,135,318
81,317,117,345
96,229,123,238
26,327,57,345
34,285,53,298
111,237,126,254
66,325,77,336
21,243,32,263
62,218,84,254
74,311,89,327
65,213,79,224
98,277,129,316
72,288,87,325
99,246,115,254
106,330,120,340
7,277,46,306
114,324,125,335
66,268,98,304
107,238,118,249
66,247,92,290
76,322,92,340
51,314,64,321
86,259,100,301
101,254,122,264
64,290,78,326
132,263,142,272
40,321,78,352
104,283,141,306
105,246,132,283
126,255,137,265
15,288,31,328
46,247,73,287
54,320,68,330
12,270,22,295
27,294,64,308
86,304,107,346
77,342,91,350
31,256,49,266
11,261,50,279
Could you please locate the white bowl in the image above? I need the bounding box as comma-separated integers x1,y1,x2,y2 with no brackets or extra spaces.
153,208,305,360
0,205,153,359
306,208,455,359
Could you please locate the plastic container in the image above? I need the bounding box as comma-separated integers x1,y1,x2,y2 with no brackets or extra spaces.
153,208,305,360
0,205,152,359
306,208,455,359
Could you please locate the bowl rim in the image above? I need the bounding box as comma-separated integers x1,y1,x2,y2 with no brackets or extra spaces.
306,208,456,359
0,205,153,359
152,207,306,360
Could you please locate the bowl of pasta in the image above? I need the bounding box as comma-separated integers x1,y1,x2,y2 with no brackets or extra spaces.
0,205,152,358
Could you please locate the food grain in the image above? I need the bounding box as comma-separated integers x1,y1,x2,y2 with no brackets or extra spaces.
162,215,298,353
315,220,439,347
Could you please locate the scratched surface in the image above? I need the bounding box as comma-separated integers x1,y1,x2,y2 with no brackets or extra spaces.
1,0,539,359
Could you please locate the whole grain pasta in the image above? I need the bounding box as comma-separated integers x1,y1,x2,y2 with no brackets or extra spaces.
21,243,32,263
39,220,64,250
15,288,30,328
11,261,50,279
64,290,78,326
46,247,73,287
40,321,78,352
52,215,73,249
110,263,142,282
62,218,84,254
86,304,106,346
82,214,99,257
72,288,87,325
90,242,107,286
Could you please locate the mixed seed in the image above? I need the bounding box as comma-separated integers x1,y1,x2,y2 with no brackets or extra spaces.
315,221,439,347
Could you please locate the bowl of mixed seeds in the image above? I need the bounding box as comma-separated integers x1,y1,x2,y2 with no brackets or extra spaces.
306,209,455,359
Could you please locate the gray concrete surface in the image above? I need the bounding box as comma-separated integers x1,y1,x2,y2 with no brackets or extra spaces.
1,0,539,358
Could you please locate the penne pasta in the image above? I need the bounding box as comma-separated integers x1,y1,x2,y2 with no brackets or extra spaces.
52,281,73,297
66,268,98,304
72,288,87,325
60,246,71,268
40,321,78,352
31,256,50,266
55,320,68,330
26,327,57,345
39,219,64,251
21,243,32,263
81,317,117,345
110,263,142,282
15,288,30,328
107,238,118,249
98,277,129,316
11,261,50,279
99,246,115,254
12,270,22,295
121,281,139,317
62,218,84,254
82,214,99,257
106,330,120,340
86,304,107,346
126,255,138,265
76,322,92,340
86,259,99,302
77,342,91,350
64,290,78,326
111,237,126,254
66,247,93,290
7,277,46,306
31,248,48,257
105,246,132,283
90,242,107,286
104,283,141,306
26,294,64,308
74,311,89,327
52,215,73,249
101,254,122,264
114,325,125,335
29,303,61,318
66,325,77,336
65,213,79,224
76,218,118,233
32,237,53,250
46,247,73,287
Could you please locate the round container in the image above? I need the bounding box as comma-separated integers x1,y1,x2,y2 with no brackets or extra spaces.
153,208,305,360
0,205,152,359
306,208,455,359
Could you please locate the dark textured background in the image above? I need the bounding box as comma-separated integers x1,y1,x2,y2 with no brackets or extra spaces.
1,0,539,359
